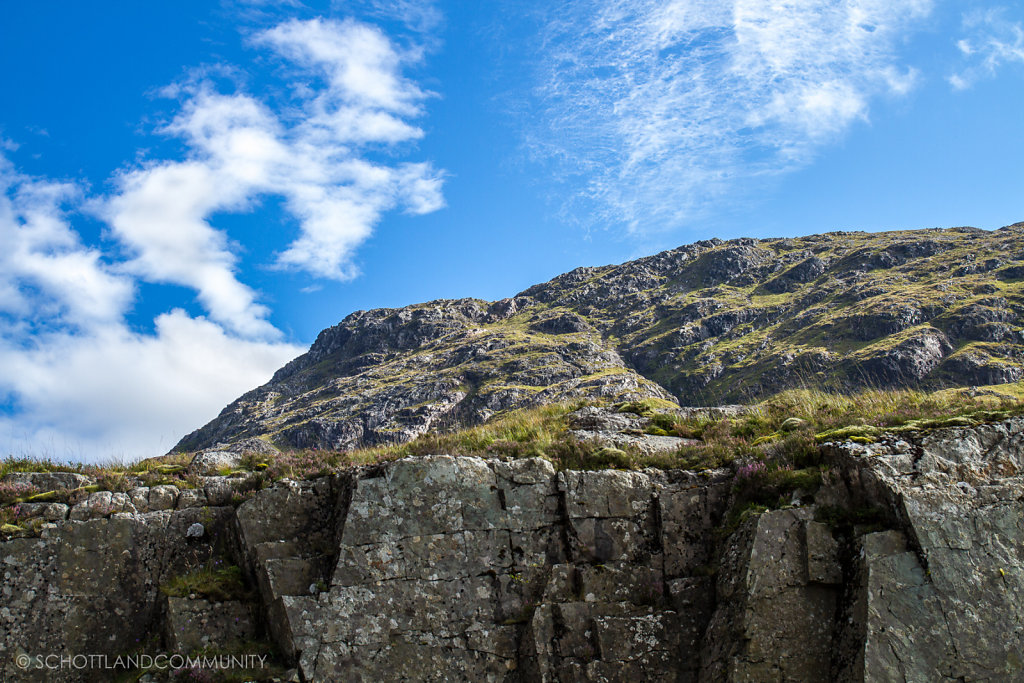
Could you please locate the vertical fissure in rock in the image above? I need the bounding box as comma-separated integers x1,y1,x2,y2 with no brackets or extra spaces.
892,491,932,578
828,532,871,682
320,470,357,588
650,489,665,563
555,481,577,563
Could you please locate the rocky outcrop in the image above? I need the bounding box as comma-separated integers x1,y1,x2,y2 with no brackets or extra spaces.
0,507,239,682
175,226,1024,453
820,419,1024,681
5,418,1024,681
566,405,699,454
174,301,673,453
268,456,731,681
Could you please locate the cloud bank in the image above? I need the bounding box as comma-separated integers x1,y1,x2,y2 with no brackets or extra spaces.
0,16,444,461
531,0,934,231
0,158,304,461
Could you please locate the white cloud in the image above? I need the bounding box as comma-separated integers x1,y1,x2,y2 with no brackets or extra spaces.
950,8,1024,90
103,17,444,332
0,164,302,462
531,0,933,231
0,310,300,462
0,15,444,461
256,17,429,114
0,160,133,330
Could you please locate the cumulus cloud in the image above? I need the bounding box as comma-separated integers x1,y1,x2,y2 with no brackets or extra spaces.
950,8,1024,90
257,17,429,115
0,310,300,461
0,15,444,461
103,17,444,334
530,0,933,231
0,161,133,330
0,164,302,461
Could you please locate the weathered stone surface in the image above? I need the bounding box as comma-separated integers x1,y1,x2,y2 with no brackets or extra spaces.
702,508,842,682
165,597,256,652
1,472,93,491
202,477,235,506
825,416,1024,681
16,502,69,521
6,416,1024,680
235,475,345,661
856,326,953,382
252,456,732,682
570,428,695,454
148,484,179,511
128,486,150,512
176,488,208,509
804,520,842,584
0,507,237,682
189,450,243,476
68,491,136,521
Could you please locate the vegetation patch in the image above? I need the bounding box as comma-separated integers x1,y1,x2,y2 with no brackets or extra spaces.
0,481,38,506
160,562,250,602
615,398,682,418
3,382,1024,523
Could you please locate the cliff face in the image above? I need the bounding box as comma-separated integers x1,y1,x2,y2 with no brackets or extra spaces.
4,418,1024,681
175,226,1024,453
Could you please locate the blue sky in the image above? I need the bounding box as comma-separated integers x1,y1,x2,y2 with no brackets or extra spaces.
1,0,1023,461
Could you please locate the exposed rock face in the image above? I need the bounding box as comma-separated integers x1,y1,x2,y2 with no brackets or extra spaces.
821,420,1024,681
175,226,1024,453
0,507,237,682
1,472,94,490
4,419,1024,681
165,597,256,652
566,406,699,453
269,456,730,681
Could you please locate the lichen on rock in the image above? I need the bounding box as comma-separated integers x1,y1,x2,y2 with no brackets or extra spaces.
5,416,1023,680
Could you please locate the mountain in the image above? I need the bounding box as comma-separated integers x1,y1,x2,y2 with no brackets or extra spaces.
174,225,1024,452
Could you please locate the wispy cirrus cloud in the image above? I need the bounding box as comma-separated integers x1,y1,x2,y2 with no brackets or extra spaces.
530,0,933,232
350,0,443,35
950,8,1024,90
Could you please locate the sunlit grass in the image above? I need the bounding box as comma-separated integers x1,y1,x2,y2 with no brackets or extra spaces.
4,382,1024,492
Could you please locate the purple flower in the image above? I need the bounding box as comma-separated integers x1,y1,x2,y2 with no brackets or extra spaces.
736,461,767,480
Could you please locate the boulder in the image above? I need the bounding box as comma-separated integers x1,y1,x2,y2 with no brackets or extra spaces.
1,472,93,491
188,450,243,476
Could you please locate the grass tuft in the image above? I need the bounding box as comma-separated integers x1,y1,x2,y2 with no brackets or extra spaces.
160,562,250,602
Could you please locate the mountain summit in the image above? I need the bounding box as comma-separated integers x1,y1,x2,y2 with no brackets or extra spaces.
175,225,1024,452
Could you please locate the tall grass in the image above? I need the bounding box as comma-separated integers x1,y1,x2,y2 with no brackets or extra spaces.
3,384,1023,487
756,385,1021,431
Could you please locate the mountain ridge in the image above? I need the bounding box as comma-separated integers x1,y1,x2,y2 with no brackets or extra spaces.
175,224,1024,452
